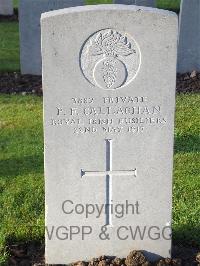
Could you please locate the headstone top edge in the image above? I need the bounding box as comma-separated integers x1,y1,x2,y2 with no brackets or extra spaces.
41,4,177,21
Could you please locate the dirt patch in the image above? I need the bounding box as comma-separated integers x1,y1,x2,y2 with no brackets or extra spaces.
8,241,44,266
0,71,200,96
0,8,18,22
7,243,200,266
177,71,200,93
0,72,42,96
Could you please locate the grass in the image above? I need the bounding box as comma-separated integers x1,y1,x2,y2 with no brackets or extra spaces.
13,0,18,9
0,93,199,264
0,22,19,72
173,94,200,247
87,0,181,11
0,95,44,264
157,0,181,12
13,0,181,9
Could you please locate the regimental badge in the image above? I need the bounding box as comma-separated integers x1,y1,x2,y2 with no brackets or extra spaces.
80,29,141,90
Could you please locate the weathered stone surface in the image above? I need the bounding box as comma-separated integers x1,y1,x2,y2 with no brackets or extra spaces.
19,0,84,75
178,0,200,73
113,0,156,7
42,5,178,265
0,0,13,15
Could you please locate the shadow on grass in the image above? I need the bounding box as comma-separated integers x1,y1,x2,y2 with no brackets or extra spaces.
0,155,43,179
173,225,200,249
174,134,200,153
0,134,199,179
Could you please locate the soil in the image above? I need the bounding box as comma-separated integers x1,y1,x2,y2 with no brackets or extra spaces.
176,71,200,93
6,242,200,266
0,9,18,22
0,71,200,96
0,72,42,96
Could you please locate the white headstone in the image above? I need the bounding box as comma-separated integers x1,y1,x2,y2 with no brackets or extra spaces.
113,0,156,7
42,5,178,265
178,0,200,73
0,0,13,15
19,0,84,75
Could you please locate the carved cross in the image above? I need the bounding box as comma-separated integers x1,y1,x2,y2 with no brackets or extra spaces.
81,139,137,226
